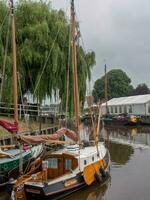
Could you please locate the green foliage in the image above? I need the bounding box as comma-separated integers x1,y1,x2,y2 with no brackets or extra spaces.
130,83,150,96
92,69,133,102
0,1,13,104
0,0,95,114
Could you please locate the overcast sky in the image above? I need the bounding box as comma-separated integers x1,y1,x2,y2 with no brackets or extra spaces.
52,0,150,88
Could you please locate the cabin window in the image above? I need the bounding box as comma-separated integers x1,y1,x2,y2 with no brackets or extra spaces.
115,107,117,113
111,107,113,113
65,159,72,170
129,105,132,113
148,105,150,113
84,160,87,165
92,156,94,161
119,106,122,113
124,106,127,113
48,158,58,169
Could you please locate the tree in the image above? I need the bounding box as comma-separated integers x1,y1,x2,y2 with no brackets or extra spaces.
0,0,95,114
130,83,150,96
92,69,133,102
0,1,13,104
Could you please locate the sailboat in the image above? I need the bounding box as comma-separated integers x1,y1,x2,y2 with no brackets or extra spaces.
12,0,111,199
0,0,43,188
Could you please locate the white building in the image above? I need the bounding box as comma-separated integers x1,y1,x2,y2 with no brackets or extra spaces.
101,94,150,116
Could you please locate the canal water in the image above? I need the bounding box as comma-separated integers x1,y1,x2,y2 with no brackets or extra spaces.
1,126,150,200
64,126,150,200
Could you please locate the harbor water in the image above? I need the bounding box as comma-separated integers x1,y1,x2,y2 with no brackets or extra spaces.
1,126,150,200
64,126,150,200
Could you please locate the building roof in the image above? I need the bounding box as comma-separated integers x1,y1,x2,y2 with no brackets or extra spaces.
102,94,150,106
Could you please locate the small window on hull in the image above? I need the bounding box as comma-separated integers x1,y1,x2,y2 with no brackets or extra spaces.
65,159,72,170
48,158,58,169
84,160,87,165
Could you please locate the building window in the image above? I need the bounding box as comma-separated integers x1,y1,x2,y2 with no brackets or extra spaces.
65,159,72,170
48,158,58,169
119,106,122,113
129,105,132,113
84,160,87,165
148,105,150,113
115,107,117,113
111,107,113,113
124,106,127,113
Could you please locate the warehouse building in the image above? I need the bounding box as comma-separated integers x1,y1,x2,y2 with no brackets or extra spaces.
101,94,150,116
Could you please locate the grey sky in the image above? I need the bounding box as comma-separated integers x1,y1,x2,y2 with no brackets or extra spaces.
52,0,150,88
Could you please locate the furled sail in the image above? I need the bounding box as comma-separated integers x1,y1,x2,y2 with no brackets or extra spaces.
19,128,78,144
0,120,18,133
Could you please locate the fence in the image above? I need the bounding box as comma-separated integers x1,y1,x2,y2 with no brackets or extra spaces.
0,102,60,120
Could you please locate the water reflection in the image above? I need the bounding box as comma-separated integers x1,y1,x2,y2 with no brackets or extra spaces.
0,191,10,200
64,181,110,200
109,142,134,167
102,126,150,147
2,125,150,200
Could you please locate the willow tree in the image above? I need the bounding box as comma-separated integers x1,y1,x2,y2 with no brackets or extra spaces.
0,0,96,114
0,1,13,104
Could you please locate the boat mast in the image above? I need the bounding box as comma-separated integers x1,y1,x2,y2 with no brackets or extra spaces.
104,64,108,114
10,0,18,124
71,0,80,132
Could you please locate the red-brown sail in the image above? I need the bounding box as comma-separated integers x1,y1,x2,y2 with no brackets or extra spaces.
19,128,78,144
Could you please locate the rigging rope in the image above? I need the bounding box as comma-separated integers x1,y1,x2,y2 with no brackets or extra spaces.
0,11,11,102
65,19,71,125
17,72,28,127
33,27,61,96
0,10,9,35
74,6,98,149
33,1,70,101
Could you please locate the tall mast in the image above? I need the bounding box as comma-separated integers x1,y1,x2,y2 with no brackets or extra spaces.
104,64,108,114
71,0,80,131
10,0,18,124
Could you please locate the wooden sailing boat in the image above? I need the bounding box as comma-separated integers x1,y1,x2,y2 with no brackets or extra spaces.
13,1,110,199
0,0,43,188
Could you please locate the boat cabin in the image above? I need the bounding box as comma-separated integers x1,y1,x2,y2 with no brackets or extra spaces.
45,153,78,179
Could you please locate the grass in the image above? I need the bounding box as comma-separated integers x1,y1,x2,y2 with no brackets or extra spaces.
0,116,59,138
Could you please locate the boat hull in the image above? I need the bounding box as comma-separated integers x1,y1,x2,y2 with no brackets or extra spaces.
25,173,85,200
0,152,31,188
24,151,110,200
140,116,150,125
0,145,43,188
103,115,140,126
24,172,110,200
